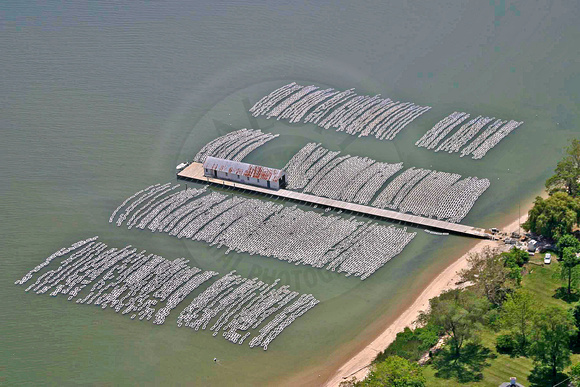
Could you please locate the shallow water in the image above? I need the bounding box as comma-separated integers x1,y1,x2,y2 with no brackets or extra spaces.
1,1,579,385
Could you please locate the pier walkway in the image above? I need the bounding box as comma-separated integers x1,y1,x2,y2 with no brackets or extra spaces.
177,163,490,239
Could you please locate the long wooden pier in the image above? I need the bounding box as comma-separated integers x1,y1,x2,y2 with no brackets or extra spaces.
177,163,490,239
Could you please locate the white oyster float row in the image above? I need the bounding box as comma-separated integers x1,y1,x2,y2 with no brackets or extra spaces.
283,143,490,223
109,184,417,280
14,237,319,351
250,82,431,141
416,111,523,159
193,128,278,163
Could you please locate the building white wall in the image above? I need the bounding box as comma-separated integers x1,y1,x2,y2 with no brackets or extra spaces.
204,168,281,189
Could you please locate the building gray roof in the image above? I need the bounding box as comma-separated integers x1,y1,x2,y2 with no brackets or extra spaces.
203,156,285,182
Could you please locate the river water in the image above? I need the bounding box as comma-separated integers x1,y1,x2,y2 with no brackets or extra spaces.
1,1,579,385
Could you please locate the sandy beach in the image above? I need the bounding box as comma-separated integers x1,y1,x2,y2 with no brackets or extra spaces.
324,209,532,386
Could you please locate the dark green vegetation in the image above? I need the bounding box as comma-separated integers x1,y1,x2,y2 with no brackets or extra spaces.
348,248,580,386
523,192,580,239
422,251,580,386
546,139,580,197
498,290,537,354
560,247,580,298
351,139,580,386
347,356,426,387
374,325,439,363
528,306,576,382
524,139,580,240
418,289,488,361
461,246,525,306
571,363,580,386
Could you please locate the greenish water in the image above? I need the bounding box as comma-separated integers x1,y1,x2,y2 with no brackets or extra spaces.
1,1,579,385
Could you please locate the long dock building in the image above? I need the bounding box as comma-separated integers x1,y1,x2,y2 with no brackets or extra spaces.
203,156,286,190
178,160,490,239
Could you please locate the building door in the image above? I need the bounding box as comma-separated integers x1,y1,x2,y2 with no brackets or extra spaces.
267,180,270,189
213,170,217,178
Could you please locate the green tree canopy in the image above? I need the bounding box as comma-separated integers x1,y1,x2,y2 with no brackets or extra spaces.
522,192,580,240
556,234,580,254
501,246,529,267
500,247,529,285
571,362,580,387
546,138,580,197
358,356,426,387
460,246,517,307
571,304,580,351
418,289,488,359
560,246,580,296
500,289,538,353
374,324,439,363
530,306,577,383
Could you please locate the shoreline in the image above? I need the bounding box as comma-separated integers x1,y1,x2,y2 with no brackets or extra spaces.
324,207,533,386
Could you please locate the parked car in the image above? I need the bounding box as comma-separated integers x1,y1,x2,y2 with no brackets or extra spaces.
505,238,516,245
544,253,552,264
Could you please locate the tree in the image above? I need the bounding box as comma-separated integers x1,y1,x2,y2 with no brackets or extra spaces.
500,289,538,353
374,324,439,363
546,139,580,197
418,289,488,359
501,246,529,267
501,247,529,285
560,247,580,296
358,356,425,387
570,363,580,387
460,246,517,307
571,304,580,351
556,234,580,254
522,192,580,240
529,306,577,383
